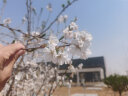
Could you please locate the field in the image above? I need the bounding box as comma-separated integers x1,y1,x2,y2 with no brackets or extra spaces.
53,82,128,96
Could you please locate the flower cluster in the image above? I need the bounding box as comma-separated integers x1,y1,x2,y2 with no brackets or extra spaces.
0,1,92,95
57,15,68,23
1,20,92,96
41,22,92,65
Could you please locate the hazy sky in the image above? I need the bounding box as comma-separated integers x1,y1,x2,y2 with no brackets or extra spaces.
1,0,128,75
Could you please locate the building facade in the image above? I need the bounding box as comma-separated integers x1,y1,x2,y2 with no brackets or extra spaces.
59,56,106,85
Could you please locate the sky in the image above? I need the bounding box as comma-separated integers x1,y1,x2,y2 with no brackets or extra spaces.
0,0,128,76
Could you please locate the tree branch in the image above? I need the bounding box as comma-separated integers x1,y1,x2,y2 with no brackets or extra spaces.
0,24,26,35
28,0,78,41
40,0,78,35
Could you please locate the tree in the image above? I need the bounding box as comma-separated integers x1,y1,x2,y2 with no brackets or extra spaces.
0,0,92,96
104,74,128,96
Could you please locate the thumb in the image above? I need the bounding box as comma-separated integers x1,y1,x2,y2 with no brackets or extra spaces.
6,49,25,70
14,49,25,61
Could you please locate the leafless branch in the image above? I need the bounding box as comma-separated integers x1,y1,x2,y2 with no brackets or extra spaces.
0,24,26,35
26,0,32,35
36,8,43,29
0,1,6,22
40,0,78,34
28,0,78,40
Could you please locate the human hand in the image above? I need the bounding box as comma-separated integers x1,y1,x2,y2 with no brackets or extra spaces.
0,43,25,91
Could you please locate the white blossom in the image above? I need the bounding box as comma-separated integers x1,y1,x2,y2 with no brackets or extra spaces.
63,22,79,38
57,76,61,81
63,27,73,38
31,31,40,36
42,47,57,63
57,15,64,23
48,34,59,47
69,22,78,30
15,72,23,81
3,18,11,24
68,65,76,73
46,3,52,12
64,15,68,21
57,15,68,23
78,63,83,69
54,51,70,65
22,16,27,23
1,17,92,96
80,49,92,59
69,30,92,59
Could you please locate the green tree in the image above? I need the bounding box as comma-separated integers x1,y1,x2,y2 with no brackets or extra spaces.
104,74,128,96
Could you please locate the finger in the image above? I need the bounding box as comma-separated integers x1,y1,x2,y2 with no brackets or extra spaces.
0,43,25,70
4,49,25,73
5,43,25,53
14,49,25,61
2,43,25,58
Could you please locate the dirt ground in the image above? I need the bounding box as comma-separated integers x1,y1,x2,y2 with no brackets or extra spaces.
53,82,128,96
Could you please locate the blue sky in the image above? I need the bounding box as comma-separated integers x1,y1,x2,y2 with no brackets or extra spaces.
1,0,128,75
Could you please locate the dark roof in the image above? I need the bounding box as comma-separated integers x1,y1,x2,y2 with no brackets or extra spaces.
38,56,106,78
59,56,106,78
59,56,105,70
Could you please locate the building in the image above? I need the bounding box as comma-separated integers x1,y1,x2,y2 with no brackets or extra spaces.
59,56,106,85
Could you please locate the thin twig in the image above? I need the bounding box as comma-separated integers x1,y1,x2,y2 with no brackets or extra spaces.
40,0,78,35
0,2,6,22
22,43,70,52
0,23,38,41
36,8,43,29
28,0,78,41
26,0,32,35
45,12,51,29
0,24,26,35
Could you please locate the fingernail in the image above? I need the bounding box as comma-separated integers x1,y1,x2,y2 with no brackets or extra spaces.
16,50,25,56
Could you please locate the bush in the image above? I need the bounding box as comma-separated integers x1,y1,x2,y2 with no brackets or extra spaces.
104,74,128,96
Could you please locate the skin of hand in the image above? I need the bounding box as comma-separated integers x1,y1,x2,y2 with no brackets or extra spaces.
0,43,25,91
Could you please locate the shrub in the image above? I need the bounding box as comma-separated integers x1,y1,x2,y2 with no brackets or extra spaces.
104,74,128,96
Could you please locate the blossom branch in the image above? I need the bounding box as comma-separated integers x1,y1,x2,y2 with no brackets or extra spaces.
26,0,32,35
40,0,78,34
0,1,6,22
36,66,52,96
0,0,92,95
29,0,78,40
